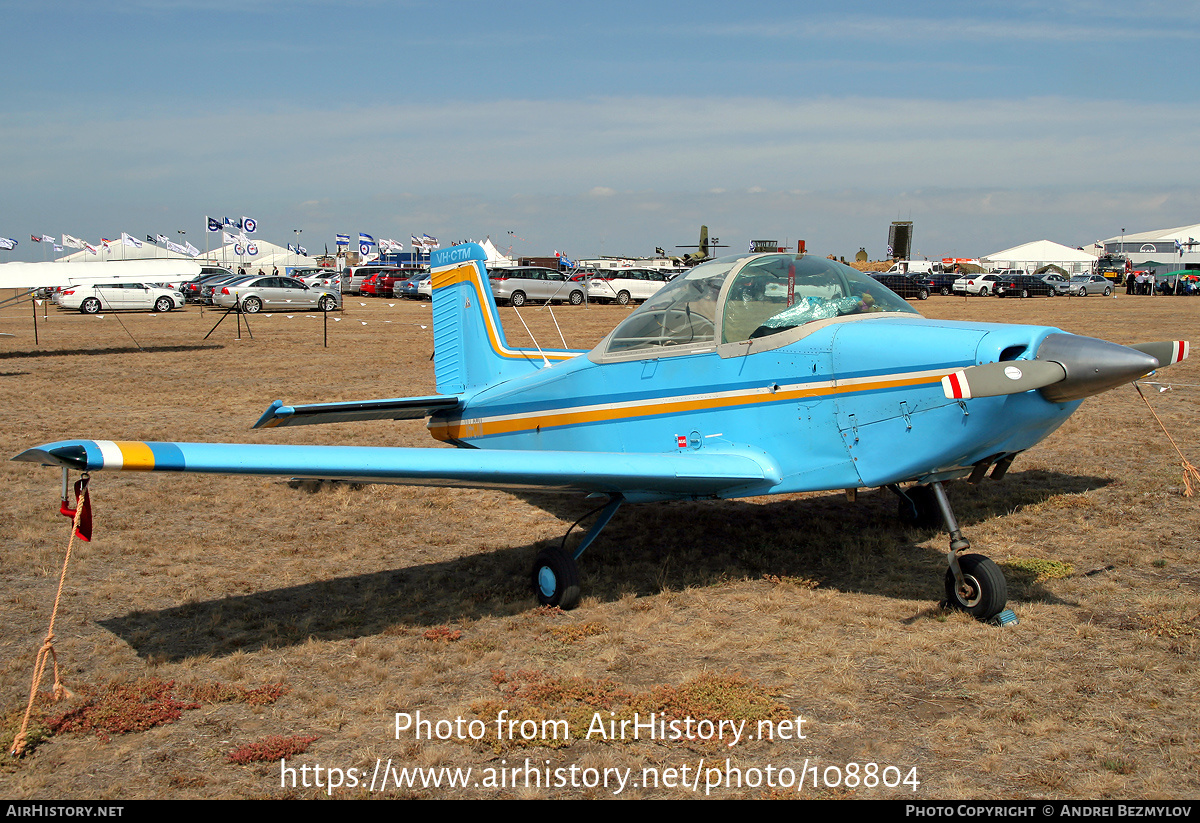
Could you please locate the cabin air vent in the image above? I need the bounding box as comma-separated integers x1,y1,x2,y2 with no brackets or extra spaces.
999,345,1028,362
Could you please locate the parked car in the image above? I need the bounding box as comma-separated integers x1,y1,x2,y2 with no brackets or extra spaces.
487,267,587,307
1067,274,1114,296
871,273,933,300
180,267,236,302
360,271,403,297
586,268,675,305
213,276,341,312
1039,272,1071,295
995,274,1055,298
290,267,340,288
952,273,1001,296
57,283,185,314
341,266,403,295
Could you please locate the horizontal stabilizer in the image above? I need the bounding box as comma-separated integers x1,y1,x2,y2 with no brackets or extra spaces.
1128,340,1189,368
253,396,461,429
942,361,1066,400
13,440,782,498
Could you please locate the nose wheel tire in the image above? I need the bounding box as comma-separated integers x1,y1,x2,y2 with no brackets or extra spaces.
944,554,1007,620
532,547,581,609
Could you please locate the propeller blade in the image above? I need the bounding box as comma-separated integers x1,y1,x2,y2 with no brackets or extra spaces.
942,361,1066,400
1128,340,1189,367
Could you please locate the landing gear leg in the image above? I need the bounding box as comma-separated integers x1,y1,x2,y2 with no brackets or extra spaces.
531,494,623,609
927,481,1009,621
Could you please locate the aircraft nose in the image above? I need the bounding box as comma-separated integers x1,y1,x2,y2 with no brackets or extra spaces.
1035,333,1160,403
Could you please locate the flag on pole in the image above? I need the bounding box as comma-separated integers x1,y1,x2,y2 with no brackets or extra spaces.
0,237,16,250
335,233,350,247
242,217,257,234
184,242,200,257
359,233,375,256
30,235,41,243
84,243,98,255
42,234,55,244
121,232,142,248
422,234,439,249
156,234,170,244
207,217,221,232
63,234,84,249
165,240,187,255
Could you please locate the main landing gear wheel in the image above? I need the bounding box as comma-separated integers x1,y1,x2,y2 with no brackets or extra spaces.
532,547,581,609
944,554,1007,620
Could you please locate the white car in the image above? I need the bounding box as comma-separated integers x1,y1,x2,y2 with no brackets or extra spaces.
952,273,1001,296
586,269,676,305
57,282,185,314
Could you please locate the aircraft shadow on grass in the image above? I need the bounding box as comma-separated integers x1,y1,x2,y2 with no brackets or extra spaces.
0,345,223,359
98,469,1107,662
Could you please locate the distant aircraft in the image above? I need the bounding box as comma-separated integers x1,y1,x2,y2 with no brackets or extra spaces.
14,244,1188,621
671,225,728,266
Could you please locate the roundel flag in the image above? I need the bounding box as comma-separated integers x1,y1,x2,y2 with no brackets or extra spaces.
243,217,257,234
247,243,258,256
234,244,245,255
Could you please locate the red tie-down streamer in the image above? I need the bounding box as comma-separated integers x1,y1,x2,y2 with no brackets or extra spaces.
59,475,92,542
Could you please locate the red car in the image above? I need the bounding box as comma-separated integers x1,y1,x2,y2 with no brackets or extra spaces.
360,271,402,297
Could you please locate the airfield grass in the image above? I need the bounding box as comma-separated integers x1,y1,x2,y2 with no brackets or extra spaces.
0,290,1198,799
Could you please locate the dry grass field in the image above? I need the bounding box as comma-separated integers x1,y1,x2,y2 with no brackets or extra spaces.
1,288,1197,799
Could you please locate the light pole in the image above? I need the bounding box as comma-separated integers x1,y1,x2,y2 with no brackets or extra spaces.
294,229,302,265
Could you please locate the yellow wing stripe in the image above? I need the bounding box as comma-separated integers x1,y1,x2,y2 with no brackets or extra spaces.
114,440,156,470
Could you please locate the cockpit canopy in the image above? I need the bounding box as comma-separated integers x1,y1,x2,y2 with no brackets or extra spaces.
600,253,919,357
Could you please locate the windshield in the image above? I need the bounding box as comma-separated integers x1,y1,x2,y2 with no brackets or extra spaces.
603,253,917,356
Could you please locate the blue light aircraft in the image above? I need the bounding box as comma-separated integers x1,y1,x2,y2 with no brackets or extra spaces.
14,244,1190,621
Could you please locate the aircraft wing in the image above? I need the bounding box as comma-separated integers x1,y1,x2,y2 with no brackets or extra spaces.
12,440,783,498
0,260,202,288
253,396,462,428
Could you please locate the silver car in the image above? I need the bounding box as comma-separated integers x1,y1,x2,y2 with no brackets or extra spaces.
213,275,340,312
487,267,587,307
1067,275,1113,296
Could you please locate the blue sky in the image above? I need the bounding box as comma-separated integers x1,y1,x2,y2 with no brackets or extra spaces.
3,0,1198,262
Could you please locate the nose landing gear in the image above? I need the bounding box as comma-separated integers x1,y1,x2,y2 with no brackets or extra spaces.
892,481,1014,623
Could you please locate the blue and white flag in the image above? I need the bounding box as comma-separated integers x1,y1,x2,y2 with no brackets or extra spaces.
297,245,307,256
0,237,16,250
121,232,142,248
207,217,221,232
1176,238,1183,255
422,234,438,249
156,234,170,244
335,233,350,247
359,233,375,256
243,216,257,234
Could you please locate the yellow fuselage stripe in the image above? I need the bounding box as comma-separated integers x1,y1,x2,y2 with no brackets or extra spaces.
429,372,943,441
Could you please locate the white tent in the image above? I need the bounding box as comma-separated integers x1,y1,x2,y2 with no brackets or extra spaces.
56,237,316,271
478,237,516,268
981,240,1096,275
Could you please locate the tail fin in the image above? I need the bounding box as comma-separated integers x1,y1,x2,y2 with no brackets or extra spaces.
429,244,578,396
698,225,709,257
